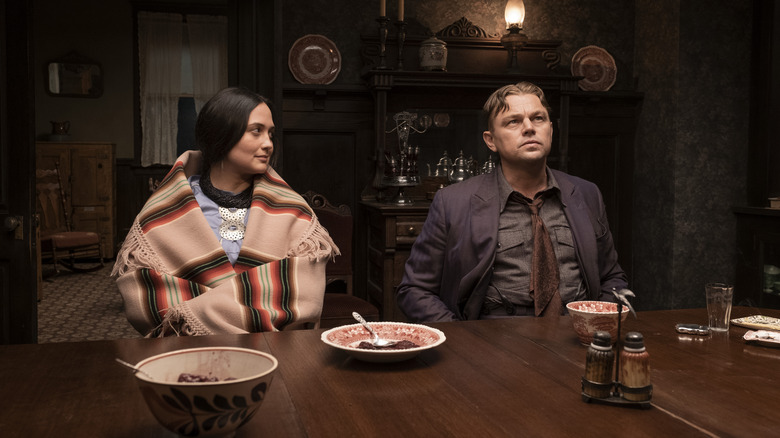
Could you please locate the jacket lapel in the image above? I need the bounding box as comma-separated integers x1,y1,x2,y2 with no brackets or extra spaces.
554,170,599,299
458,171,500,319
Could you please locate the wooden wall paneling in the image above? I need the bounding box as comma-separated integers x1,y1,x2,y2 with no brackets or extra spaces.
280,86,374,302
282,132,357,209
568,92,643,284
114,161,170,250
280,86,373,209
748,0,780,205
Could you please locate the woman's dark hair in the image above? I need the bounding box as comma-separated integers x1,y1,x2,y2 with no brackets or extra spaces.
195,87,273,173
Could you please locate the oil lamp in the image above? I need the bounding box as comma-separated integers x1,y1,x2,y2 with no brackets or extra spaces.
500,0,528,73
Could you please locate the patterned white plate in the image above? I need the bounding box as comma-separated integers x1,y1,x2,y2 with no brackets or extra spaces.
743,330,780,348
321,322,446,363
731,315,780,331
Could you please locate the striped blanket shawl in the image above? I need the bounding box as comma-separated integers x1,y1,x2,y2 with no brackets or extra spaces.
112,151,337,337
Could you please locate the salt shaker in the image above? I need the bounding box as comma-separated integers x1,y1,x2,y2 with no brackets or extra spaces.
620,331,652,402
583,330,614,398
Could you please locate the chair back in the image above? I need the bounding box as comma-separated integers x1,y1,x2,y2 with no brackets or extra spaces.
36,164,71,236
302,191,353,291
302,191,380,327
36,162,104,275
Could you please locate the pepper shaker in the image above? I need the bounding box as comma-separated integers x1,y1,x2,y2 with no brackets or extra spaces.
620,331,652,402
583,330,614,398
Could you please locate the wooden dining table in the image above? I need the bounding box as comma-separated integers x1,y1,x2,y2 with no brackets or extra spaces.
1,306,779,437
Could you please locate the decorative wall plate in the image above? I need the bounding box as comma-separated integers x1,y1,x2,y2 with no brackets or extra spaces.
433,113,450,128
571,45,617,91
288,34,341,85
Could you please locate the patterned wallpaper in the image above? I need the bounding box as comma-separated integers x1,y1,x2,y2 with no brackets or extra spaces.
283,0,636,89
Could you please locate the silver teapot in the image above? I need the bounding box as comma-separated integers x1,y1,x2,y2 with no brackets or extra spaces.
481,155,497,174
449,150,471,183
434,151,452,177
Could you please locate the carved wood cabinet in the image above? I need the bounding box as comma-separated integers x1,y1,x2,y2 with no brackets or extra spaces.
361,200,429,321
36,142,116,258
734,207,780,309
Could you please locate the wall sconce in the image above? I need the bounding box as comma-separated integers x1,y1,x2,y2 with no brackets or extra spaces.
500,0,528,73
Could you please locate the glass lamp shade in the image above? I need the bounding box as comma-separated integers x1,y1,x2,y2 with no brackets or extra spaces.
504,0,526,29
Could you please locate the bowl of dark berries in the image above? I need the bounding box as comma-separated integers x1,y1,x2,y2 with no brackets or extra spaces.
321,322,446,363
132,347,277,437
566,300,628,345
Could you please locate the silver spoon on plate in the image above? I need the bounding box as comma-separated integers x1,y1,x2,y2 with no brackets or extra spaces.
352,312,397,348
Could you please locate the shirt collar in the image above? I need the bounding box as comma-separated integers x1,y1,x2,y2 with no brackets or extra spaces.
497,163,561,212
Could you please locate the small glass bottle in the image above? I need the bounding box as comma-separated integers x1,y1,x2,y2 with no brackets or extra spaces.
583,331,614,398
620,331,652,402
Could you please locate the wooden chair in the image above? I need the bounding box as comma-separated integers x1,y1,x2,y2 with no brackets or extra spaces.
36,163,104,275
302,191,380,328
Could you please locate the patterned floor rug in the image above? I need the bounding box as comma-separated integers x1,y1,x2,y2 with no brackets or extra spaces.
38,263,141,343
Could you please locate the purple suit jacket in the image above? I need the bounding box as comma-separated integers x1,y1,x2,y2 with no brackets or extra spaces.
396,168,628,322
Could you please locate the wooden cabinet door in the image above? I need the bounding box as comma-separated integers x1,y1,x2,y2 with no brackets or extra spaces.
70,145,112,207
70,145,114,257
362,202,429,321
36,144,71,176
36,142,116,258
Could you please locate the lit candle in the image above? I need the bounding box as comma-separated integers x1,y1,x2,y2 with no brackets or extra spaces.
398,0,404,21
380,0,386,17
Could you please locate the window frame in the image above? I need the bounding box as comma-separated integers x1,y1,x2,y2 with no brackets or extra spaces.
131,2,227,167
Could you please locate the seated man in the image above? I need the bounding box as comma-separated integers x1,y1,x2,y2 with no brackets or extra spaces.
397,81,628,322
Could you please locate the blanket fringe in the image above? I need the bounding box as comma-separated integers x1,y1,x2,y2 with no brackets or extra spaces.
289,215,340,262
111,220,168,278
149,303,213,337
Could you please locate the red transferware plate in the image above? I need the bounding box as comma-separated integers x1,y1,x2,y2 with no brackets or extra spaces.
571,45,617,91
288,34,341,85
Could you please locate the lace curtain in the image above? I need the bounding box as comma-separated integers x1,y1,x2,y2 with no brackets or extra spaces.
138,12,227,167
187,15,228,113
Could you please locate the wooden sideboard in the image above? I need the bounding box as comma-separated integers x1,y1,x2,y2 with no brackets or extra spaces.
734,206,780,309
36,142,116,258
361,200,430,321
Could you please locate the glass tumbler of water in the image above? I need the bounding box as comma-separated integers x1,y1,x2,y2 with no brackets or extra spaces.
705,283,733,332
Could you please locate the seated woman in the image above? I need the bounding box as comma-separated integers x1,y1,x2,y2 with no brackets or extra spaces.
112,87,337,337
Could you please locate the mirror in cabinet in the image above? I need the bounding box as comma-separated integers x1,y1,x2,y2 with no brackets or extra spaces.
382,108,496,188
367,71,576,203
46,51,103,98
